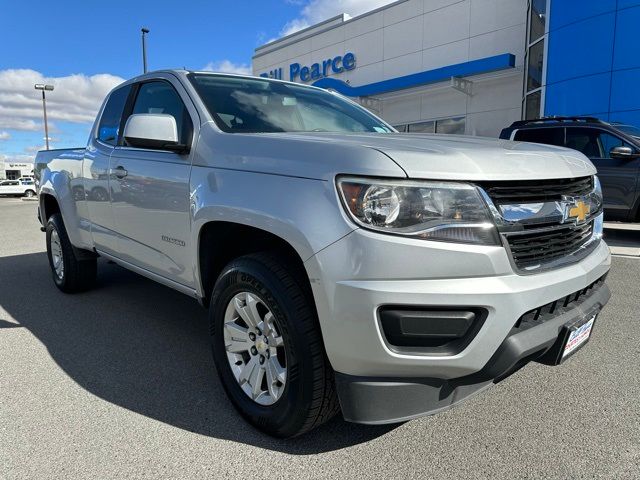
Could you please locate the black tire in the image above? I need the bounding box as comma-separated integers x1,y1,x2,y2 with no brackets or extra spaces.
46,213,97,293
209,252,339,437
25,189,36,198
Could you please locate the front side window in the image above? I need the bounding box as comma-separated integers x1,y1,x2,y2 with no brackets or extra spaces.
565,128,634,159
129,81,193,146
565,128,602,158
188,74,393,134
97,85,131,145
599,133,627,158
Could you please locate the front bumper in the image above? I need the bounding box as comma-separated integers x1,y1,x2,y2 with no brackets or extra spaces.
335,278,609,424
304,228,611,423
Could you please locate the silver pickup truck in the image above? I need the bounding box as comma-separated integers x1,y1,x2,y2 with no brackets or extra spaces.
35,70,611,437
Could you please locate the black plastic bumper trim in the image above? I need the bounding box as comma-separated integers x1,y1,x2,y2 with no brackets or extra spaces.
378,307,487,354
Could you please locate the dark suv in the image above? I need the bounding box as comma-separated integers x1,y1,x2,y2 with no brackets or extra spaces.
500,117,640,222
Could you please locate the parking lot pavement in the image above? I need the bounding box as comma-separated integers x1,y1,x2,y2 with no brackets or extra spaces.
1,198,639,480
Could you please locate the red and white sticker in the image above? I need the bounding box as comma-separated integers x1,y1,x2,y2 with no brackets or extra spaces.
563,316,596,358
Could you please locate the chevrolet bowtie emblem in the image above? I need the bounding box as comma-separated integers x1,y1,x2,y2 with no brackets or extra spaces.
568,200,590,223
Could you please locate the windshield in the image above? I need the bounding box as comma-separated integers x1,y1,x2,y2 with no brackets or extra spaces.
188,73,393,134
615,124,640,139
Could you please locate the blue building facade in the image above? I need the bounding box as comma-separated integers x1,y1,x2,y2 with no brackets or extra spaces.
528,0,640,126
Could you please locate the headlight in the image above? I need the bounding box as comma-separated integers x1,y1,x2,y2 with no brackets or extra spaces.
592,175,603,212
337,177,499,245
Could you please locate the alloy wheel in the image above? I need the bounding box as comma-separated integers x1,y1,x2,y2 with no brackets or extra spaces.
223,292,287,405
50,229,64,280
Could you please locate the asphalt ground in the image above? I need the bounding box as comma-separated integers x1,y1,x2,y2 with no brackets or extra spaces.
1,197,639,479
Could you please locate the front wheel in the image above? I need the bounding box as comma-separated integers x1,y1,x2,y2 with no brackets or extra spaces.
46,213,97,293
209,252,339,437
24,189,36,198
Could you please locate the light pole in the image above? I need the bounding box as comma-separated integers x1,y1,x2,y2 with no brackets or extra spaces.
34,84,54,150
141,27,150,73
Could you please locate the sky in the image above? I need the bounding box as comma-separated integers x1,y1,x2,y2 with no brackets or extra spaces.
0,0,397,164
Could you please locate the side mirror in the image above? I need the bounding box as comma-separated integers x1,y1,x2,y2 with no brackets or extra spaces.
123,114,189,153
609,145,639,159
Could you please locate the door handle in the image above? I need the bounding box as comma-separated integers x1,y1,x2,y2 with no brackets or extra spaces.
113,166,128,179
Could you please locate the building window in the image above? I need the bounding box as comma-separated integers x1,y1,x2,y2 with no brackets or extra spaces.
529,0,547,43
401,117,466,135
523,0,547,120
527,40,544,91
436,117,465,135
524,91,541,120
408,121,435,133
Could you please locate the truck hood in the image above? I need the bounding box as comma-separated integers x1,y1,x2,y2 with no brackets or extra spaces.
260,132,596,181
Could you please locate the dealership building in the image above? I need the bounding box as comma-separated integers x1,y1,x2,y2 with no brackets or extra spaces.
253,0,640,137
0,161,33,180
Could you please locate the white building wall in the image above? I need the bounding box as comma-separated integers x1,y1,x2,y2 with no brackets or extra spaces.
253,0,528,137
0,161,34,180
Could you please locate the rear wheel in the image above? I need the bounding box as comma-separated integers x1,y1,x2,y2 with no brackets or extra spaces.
209,252,339,437
46,213,97,293
24,189,36,198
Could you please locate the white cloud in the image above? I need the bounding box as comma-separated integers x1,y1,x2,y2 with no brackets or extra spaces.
279,0,396,36
0,69,125,131
0,153,35,164
0,131,10,140
0,118,40,131
202,60,252,75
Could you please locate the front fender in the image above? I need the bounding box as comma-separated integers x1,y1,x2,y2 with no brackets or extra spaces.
190,166,355,296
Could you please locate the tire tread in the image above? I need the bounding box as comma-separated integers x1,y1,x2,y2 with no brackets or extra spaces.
243,252,340,435
47,213,96,293
212,251,339,437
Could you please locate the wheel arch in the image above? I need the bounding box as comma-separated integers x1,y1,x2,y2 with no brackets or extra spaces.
197,221,313,308
40,192,61,222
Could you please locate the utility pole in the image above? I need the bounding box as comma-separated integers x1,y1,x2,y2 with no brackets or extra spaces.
34,84,54,150
141,27,150,73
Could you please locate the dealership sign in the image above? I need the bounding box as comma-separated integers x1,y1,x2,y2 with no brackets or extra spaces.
260,52,356,82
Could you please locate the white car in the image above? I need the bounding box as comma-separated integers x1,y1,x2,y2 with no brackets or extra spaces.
0,180,37,197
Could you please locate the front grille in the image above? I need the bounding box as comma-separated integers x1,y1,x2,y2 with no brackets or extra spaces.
478,176,593,204
505,221,593,269
515,274,607,331
478,175,598,271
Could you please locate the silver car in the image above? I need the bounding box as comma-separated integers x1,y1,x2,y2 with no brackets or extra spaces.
35,70,610,437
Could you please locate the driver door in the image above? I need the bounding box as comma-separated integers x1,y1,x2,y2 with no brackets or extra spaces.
109,76,198,288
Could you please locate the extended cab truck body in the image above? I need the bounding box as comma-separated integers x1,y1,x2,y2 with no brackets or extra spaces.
35,71,611,437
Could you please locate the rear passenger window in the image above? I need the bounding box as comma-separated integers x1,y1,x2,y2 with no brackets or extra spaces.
97,85,131,145
129,81,193,146
514,128,565,147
